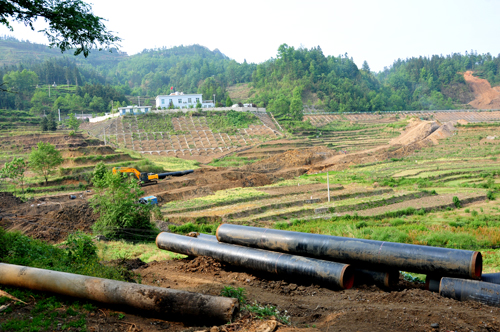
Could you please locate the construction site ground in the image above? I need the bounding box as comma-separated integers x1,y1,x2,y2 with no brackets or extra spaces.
1,110,500,331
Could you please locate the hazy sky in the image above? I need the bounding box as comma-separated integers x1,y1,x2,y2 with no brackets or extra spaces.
1,0,499,72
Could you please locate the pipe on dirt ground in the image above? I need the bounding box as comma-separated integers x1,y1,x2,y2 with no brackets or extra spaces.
427,273,500,292
186,233,398,288
482,273,500,284
156,232,354,289
355,269,399,288
0,263,238,324
216,224,482,279
425,276,441,292
439,277,500,308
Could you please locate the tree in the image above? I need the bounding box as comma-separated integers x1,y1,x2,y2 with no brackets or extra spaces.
226,96,233,107
1,157,28,194
29,142,63,184
3,69,38,110
362,61,371,72
289,87,304,121
90,168,156,239
47,112,57,130
66,113,80,131
1,0,120,57
40,116,49,131
196,100,202,109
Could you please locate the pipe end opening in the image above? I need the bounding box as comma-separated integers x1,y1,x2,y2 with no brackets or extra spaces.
341,265,355,290
215,224,224,241
472,251,482,279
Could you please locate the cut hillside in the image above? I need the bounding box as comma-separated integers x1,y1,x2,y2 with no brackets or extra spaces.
464,71,500,109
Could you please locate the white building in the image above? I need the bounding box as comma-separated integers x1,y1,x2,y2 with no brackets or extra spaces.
155,92,214,109
118,105,151,115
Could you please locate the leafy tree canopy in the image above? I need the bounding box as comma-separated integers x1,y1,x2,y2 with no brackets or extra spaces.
0,0,120,57
29,141,63,184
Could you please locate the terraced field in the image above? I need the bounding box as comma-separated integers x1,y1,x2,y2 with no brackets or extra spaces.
304,110,500,126
86,111,282,162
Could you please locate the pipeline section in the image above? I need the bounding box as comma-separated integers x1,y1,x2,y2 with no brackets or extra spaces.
427,272,500,292
184,232,393,288
216,224,482,279
0,263,237,324
156,232,354,289
157,169,194,179
355,269,399,288
439,277,500,308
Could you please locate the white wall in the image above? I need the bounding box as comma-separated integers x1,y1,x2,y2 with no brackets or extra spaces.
156,94,206,109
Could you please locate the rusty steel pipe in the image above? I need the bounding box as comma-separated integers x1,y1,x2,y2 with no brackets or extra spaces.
216,224,482,279
425,276,441,292
355,269,399,288
186,233,397,288
0,263,237,323
427,273,500,292
482,273,500,284
439,277,500,308
156,232,354,289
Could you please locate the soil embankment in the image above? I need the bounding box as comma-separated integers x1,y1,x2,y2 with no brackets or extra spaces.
464,70,500,109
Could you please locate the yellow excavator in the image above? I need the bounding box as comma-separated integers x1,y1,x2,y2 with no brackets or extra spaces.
112,167,193,186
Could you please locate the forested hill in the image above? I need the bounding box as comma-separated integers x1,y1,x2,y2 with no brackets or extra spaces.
249,45,500,120
1,37,500,116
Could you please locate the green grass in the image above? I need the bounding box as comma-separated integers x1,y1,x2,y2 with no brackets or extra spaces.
147,155,200,171
209,156,259,167
162,187,270,212
96,240,184,263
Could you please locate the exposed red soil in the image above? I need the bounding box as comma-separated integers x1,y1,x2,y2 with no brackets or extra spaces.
464,71,500,109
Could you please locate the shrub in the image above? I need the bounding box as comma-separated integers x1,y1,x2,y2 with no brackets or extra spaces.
355,221,367,229
220,286,246,304
452,196,461,208
487,191,495,200
465,208,470,213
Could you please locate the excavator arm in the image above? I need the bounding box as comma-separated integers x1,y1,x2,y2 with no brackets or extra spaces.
112,167,194,186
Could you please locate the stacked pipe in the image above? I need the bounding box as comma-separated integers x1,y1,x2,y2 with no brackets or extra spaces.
210,225,500,307
156,232,354,289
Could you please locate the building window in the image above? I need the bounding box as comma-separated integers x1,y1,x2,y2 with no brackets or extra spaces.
169,99,172,105
188,98,192,103
178,99,182,104
161,99,165,104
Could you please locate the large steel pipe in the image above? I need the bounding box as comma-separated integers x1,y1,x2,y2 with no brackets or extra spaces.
156,232,354,289
427,273,500,292
439,277,500,308
482,273,500,284
0,263,237,324
216,224,482,279
355,269,399,288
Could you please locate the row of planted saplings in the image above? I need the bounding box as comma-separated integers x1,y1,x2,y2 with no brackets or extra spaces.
156,224,500,308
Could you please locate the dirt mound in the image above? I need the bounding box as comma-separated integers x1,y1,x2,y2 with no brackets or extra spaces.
0,201,96,243
464,71,500,109
175,256,224,274
426,121,457,144
60,146,116,158
242,147,335,174
457,119,469,125
0,192,22,211
390,119,440,145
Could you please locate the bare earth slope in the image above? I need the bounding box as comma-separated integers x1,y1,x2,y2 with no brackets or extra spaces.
464,71,500,109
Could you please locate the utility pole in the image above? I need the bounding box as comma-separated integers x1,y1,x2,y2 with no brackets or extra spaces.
48,84,50,98
138,96,140,107
103,127,106,146
327,171,330,203
58,109,61,122
213,94,215,107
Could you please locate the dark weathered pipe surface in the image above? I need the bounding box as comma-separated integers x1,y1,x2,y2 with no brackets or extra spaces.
0,263,237,323
482,273,500,284
425,276,441,292
157,170,194,179
156,232,354,289
355,269,399,288
428,273,500,291
216,224,482,279
439,277,500,307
